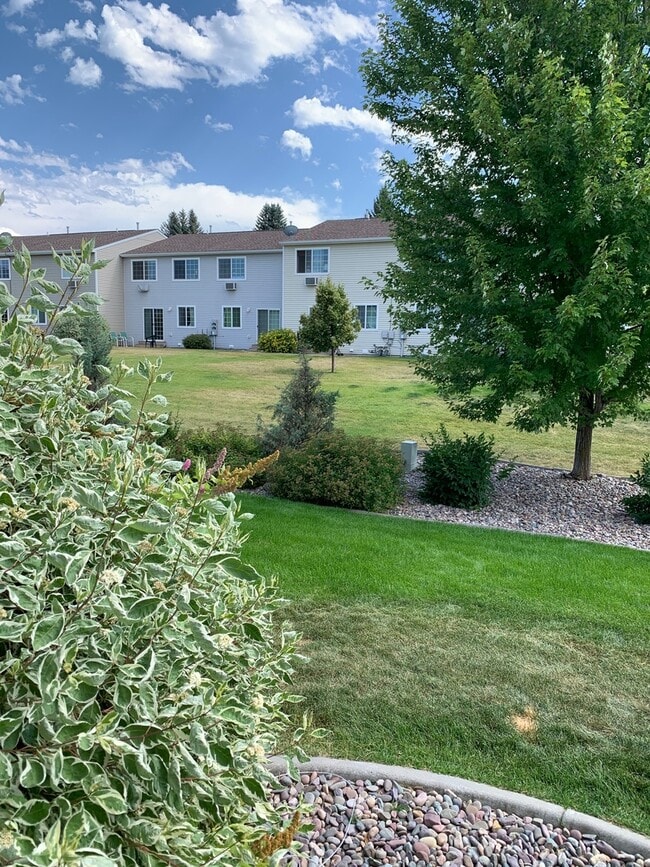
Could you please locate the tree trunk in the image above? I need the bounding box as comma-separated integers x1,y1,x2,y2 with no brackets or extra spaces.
569,390,603,480
570,420,593,480
330,347,336,372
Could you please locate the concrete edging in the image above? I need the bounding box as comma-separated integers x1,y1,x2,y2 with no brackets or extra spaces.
268,756,650,859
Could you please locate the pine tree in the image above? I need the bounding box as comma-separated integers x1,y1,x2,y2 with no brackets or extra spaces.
255,203,288,231
161,209,204,236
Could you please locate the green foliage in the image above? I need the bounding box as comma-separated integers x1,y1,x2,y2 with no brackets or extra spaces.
369,185,393,219
52,309,112,388
257,328,298,354
259,354,337,453
167,423,265,487
0,242,299,865
421,425,510,509
298,278,361,372
255,203,287,231
622,453,650,524
182,332,212,350
362,0,650,480
161,209,203,236
268,430,404,511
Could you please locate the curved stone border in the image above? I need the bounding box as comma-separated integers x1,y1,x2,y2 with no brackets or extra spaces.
268,756,650,859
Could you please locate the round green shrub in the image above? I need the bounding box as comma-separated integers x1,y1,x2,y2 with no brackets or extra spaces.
182,332,212,349
421,424,509,509
51,308,112,388
0,249,299,865
257,329,298,353
268,429,404,511
167,423,265,487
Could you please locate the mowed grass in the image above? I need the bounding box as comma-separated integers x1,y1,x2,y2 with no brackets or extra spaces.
238,494,650,836
113,348,649,476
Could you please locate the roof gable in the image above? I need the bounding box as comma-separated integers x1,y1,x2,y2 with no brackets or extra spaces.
5,229,160,255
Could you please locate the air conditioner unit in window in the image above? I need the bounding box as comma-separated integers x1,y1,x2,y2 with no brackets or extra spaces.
305,276,319,287
225,282,237,290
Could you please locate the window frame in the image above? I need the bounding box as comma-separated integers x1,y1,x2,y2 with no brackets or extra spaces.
222,306,242,329
177,305,196,328
296,248,329,275
257,308,281,335
132,259,158,282
143,307,164,341
218,257,246,281
356,304,378,330
173,258,200,281
0,258,10,281
30,307,47,326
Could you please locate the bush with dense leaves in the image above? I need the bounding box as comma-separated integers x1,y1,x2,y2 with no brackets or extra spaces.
182,332,212,349
167,423,266,487
421,424,510,509
257,329,298,353
52,308,112,388
622,453,650,524
0,235,301,866
259,354,337,453
268,430,404,511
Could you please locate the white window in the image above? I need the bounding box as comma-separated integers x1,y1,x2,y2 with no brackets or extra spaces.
356,304,378,329
30,307,47,325
0,259,10,280
223,306,241,329
257,309,280,336
173,259,199,280
144,308,164,340
297,248,329,274
178,306,195,328
132,260,157,281
218,257,245,280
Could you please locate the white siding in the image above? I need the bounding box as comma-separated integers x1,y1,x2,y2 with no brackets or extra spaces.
95,231,164,331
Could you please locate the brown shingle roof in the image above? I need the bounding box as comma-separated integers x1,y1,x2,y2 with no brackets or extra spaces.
285,217,392,243
124,229,288,256
5,229,159,254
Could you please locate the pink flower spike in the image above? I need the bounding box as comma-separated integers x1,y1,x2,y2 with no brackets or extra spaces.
181,459,192,471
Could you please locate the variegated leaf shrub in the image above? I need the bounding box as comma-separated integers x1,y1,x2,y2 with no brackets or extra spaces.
0,227,300,866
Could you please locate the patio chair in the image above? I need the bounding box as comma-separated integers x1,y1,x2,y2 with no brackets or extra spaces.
109,331,120,346
118,331,134,347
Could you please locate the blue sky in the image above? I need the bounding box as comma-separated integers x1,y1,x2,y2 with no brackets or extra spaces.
0,0,397,236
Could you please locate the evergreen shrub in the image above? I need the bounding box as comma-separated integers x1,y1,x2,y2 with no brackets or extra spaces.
259,354,337,453
257,329,298,353
622,453,650,524
421,424,510,509
0,236,300,866
268,430,404,511
182,333,212,349
52,309,112,388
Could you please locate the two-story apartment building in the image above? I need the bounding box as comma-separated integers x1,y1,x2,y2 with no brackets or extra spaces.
120,217,430,355
1,218,430,356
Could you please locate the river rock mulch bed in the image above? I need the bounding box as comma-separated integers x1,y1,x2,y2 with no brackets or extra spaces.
386,461,649,552
271,772,650,867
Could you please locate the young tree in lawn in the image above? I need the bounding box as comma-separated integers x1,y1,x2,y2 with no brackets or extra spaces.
362,0,650,480
255,203,288,230
298,278,361,372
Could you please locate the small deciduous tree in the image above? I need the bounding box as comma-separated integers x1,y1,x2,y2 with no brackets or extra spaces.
255,203,288,231
362,0,650,479
298,278,361,372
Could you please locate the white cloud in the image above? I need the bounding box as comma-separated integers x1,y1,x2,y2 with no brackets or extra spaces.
281,129,312,159
61,47,75,63
67,57,103,87
292,96,392,141
83,0,376,90
0,74,42,105
204,114,233,133
3,0,40,15
0,137,324,235
73,0,96,12
36,18,97,48
331,178,341,190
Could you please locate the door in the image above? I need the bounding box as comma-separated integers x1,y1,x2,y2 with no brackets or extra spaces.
143,308,164,341
257,309,280,339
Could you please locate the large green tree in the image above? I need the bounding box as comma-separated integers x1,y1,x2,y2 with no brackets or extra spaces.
298,278,361,372
255,203,288,230
362,0,650,479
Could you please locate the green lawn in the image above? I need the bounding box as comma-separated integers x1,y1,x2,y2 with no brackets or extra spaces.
238,494,650,836
113,347,649,477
